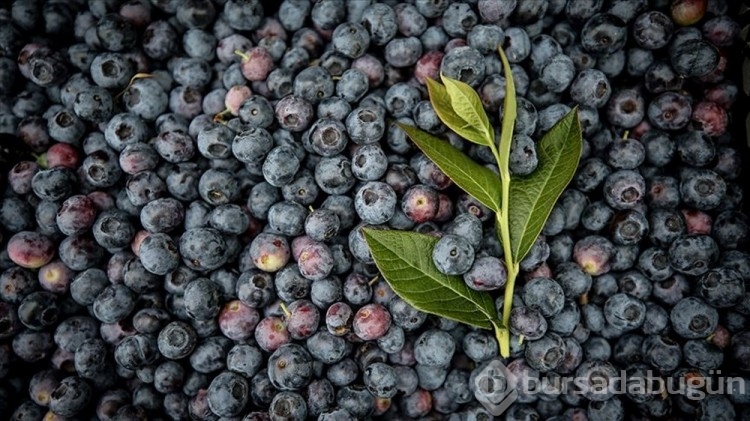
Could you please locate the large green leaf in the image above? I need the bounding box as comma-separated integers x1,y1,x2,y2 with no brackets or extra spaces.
439,74,493,146
399,123,501,212
362,228,498,330
508,109,583,263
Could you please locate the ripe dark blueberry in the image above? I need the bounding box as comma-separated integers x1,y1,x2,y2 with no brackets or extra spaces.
671,296,719,339
158,321,197,360
206,371,249,417
269,391,308,421
669,38,719,78
432,234,475,276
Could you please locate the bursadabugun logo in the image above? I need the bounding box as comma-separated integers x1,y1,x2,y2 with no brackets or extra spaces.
474,357,747,416
473,359,519,416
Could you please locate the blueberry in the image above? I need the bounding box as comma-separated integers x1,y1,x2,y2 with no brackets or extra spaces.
269,391,308,421
158,321,197,360
330,23,370,60
179,227,228,272
463,255,507,291
680,168,726,211
697,267,745,308
430,234,474,276
92,285,135,324
346,106,386,145
523,277,565,317
670,297,719,339
48,376,92,417
440,46,486,87
668,234,719,277
354,181,397,225
206,371,249,417
183,277,222,321
603,292,646,332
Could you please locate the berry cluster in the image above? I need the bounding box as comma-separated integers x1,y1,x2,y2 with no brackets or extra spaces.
0,0,748,419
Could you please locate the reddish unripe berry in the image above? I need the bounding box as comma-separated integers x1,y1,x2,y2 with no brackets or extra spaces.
284,299,320,340
236,47,274,82
219,300,260,342
8,161,39,194
703,16,740,47
434,193,454,222
414,51,443,85
41,143,80,169
682,209,712,234
51,348,76,373
704,83,738,110
631,120,652,140
691,101,728,137
402,185,439,223
671,0,707,26
400,389,433,418
87,191,116,211
38,260,74,294
353,303,391,341
297,242,334,281
573,236,614,276
352,54,385,87
291,235,316,261
255,316,290,352
119,1,152,27
710,325,731,349
256,18,288,40
374,397,392,416
444,38,467,52
56,194,97,236
250,233,290,273
100,320,137,346
526,262,553,280
326,301,354,336
7,231,56,269
224,85,252,115
131,230,150,256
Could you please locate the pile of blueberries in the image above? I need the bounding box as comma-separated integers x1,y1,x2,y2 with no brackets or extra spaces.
0,0,749,419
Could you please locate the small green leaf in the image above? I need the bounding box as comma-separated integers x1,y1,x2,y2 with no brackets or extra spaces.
508,109,583,263
440,74,494,146
425,76,491,146
362,228,498,330
399,123,501,212
425,77,466,132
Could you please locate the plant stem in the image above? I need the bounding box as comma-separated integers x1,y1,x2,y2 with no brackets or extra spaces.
490,137,516,359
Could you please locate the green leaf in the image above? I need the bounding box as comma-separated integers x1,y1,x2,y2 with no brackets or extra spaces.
497,47,517,177
440,74,494,146
362,228,498,330
425,77,466,133
508,108,583,263
398,123,501,212
425,76,491,146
